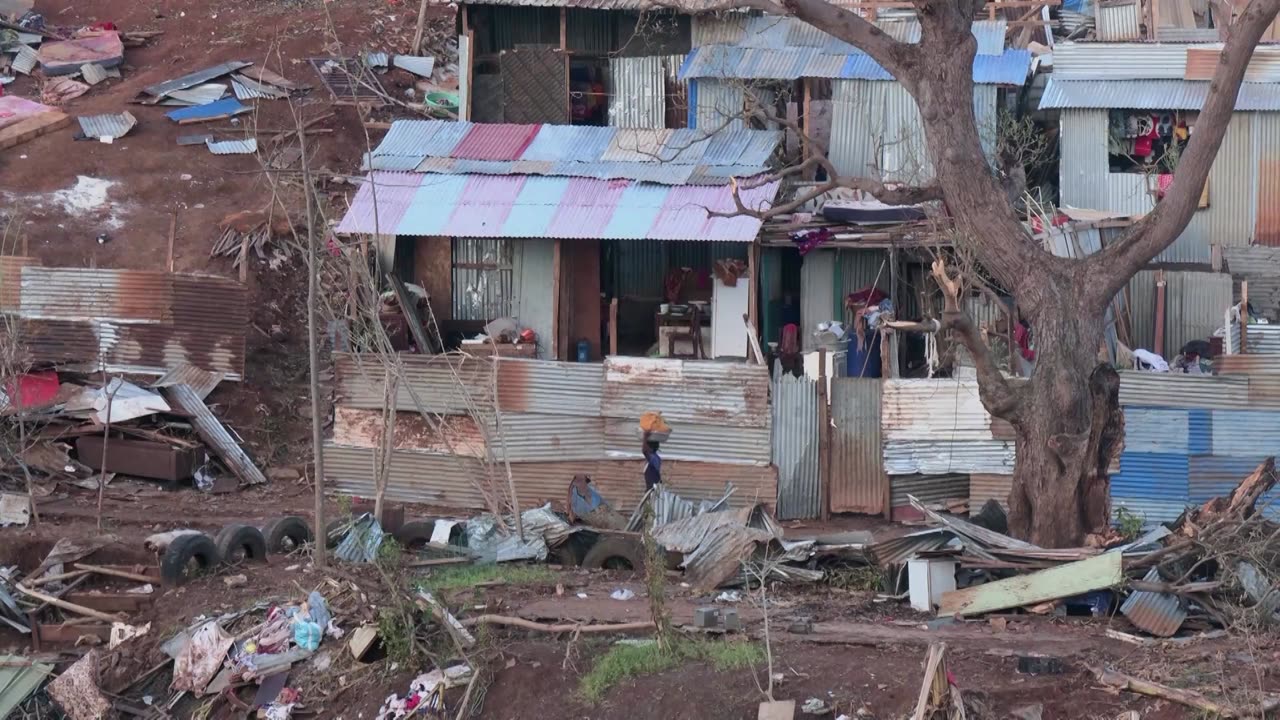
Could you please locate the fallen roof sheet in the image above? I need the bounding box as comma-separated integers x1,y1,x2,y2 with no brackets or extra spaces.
680,46,1032,85
81,63,109,85
142,60,253,99
1120,567,1187,637
392,54,435,77
163,384,266,486
163,83,229,107
230,74,287,100
166,98,251,123
11,44,39,74
77,111,137,140
363,120,781,185
152,363,226,400
205,137,258,155
37,31,124,76
1039,77,1280,111
336,171,780,241
0,656,52,718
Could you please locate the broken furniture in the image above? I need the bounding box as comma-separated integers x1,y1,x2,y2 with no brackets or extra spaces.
76,435,206,484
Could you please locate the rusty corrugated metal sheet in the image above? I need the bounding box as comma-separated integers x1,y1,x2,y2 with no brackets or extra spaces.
684,523,774,590
890,474,969,510
1185,46,1280,82
969,474,1013,513
332,406,488,456
334,353,493,413
488,412,606,461
8,265,247,379
325,445,776,514
883,379,995,441
603,417,770,465
496,358,603,416
772,374,819,520
1216,354,1280,377
1256,113,1280,246
0,256,37,309
163,384,266,486
151,363,225,400
601,357,770,428
1120,567,1187,637
830,377,885,515
1118,371,1251,409
652,505,754,553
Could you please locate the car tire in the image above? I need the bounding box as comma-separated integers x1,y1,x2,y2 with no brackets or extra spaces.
262,516,313,554
582,536,645,571
393,519,437,550
161,533,220,586
215,524,268,565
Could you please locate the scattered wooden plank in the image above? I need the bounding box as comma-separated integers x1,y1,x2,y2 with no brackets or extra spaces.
937,552,1123,618
0,111,71,151
73,563,156,584
14,585,125,623
1092,667,1238,717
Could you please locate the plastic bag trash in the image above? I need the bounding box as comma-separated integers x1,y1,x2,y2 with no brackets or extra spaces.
576,592,588,599
716,591,741,603
292,621,322,652
610,589,635,601
801,698,830,714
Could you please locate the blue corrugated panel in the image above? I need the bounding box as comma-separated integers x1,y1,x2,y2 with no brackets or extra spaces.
373,119,443,159
702,129,754,165
971,51,1033,85
521,125,612,163
1112,497,1190,525
1211,410,1280,456
1188,456,1268,503
687,79,699,129
365,153,425,172
660,129,711,165
1118,407,1189,453
165,98,249,123
1112,451,1189,500
839,53,893,81
1188,409,1212,455
738,131,785,166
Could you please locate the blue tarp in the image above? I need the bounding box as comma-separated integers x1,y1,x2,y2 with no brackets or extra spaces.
165,97,250,123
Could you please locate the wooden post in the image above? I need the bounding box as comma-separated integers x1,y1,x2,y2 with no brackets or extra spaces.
747,241,759,341
560,8,570,122
559,7,567,50
412,0,430,55
1153,270,1166,357
1241,280,1250,353
817,349,831,521
551,239,562,360
1151,0,1161,37
888,244,899,376
461,4,470,35
609,297,618,356
802,79,813,179
465,30,475,122
167,211,177,273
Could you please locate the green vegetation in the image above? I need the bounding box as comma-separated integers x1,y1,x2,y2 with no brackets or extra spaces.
1114,506,1145,540
826,565,884,592
419,563,555,593
578,638,765,704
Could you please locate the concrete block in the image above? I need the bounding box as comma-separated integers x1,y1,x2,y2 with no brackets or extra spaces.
721,609,741,631
693,607,720,628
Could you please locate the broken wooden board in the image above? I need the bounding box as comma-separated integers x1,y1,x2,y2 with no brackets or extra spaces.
0,110,71,151
937,552,1123,618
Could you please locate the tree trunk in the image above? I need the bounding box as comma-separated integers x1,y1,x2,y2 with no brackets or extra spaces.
1003,303,1123,545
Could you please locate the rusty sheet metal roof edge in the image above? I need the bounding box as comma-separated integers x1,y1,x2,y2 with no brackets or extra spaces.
163,384,266,486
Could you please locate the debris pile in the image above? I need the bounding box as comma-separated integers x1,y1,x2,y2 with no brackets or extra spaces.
1,363,268,513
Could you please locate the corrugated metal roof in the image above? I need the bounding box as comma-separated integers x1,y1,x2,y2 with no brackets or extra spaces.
1118,371,1251,409
9,263,247,378
162,83,229,107
1185,46,1280,82
772,374,820,520
1096,2,1141,41
1121,567,1187,637
142,60,253,98
830,377,885,515
883,440,1015,475
883,379,996,442
601,357,771,428
1052,42,1194,79
362,121,780,184
0,657,53,718
1040,77,1280,111
205,138,259,155
230,74,287,100
337,171,779,240
680,45,1030,85
77,111,136,140
652,505,755,553
163,384,267,486
890,473,969,508
693,15,1005,55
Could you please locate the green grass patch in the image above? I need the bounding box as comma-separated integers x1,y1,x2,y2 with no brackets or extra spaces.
578,638,765,704
418,563,555,593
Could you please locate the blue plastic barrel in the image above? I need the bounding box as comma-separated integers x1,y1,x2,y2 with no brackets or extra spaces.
845,329,882,378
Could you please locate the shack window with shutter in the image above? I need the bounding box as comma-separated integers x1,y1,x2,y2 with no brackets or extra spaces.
451,238,514,320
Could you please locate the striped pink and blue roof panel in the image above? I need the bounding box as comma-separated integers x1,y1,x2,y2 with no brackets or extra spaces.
336,172,780,242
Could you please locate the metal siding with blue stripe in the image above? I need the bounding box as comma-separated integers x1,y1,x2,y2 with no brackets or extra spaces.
1112,497,1190,525
1187,409,1212,455
1121,408,1189,453
602,183,666,239
1112,452,1190,500
1211,410,1280,456
398,175,470,235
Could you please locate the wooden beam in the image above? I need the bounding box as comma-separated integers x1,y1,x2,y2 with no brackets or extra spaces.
817,349,831,522
551,239,562,360
609,297,618,356
15,585,125,623
167,211,178,273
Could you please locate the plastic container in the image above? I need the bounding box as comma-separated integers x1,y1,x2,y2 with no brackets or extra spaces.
576,338,590,362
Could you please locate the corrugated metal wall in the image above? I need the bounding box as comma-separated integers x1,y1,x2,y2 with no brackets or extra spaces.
882,379,1015,475
830,378,885,514
1256,112,1280,245
800,249,836,351
602,357,771,428
1059,110,1109,210
609,56,665,128
1097,1,1142,40
772,374,820,519
889,473,969,511
514,239,555,358
566,8,613,54
969,474,1013,513
1163,270,1232,354
692,79,744,132
830,80,997,182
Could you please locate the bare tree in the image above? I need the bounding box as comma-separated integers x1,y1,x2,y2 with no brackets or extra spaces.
706,0,1280,546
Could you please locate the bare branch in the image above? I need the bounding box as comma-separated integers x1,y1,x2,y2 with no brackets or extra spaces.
714,171,942,220
930,258,1026,421
1084,0,1280,310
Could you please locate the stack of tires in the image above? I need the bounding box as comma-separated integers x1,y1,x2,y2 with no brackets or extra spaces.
158,515,313,587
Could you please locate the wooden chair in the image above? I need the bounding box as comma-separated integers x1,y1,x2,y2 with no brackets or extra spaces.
666,307,704,359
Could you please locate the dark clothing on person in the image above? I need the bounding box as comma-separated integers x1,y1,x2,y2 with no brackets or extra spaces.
642,444,662,490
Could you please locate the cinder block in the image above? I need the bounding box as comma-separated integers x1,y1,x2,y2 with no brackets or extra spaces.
721,609,741,631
